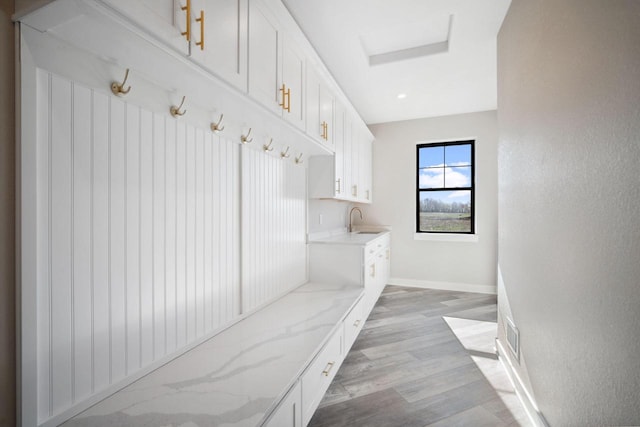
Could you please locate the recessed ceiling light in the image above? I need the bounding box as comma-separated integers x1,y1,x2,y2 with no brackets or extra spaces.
397,93,407,99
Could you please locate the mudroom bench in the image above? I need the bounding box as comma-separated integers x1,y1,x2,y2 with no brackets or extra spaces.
63,282,365,427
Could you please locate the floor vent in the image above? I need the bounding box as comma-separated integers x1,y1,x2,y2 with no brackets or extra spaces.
506,318,520,362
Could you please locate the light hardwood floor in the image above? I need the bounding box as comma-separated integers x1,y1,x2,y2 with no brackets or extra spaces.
308,285,532,427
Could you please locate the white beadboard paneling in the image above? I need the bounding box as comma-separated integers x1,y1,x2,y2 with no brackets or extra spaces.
164,119,177,353
241,147,307,313
109,97,127,383
175,121,187,349
92,90,111,392
203,132,213,333
71,83,93,402
139,108,154,367
50,74,73,414
125,104,141,374
195,128,205,337
32,70,310,425
152,113,166,359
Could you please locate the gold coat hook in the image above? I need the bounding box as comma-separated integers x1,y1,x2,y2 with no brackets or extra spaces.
211,114,225,132
241,128,253,144
170,96,187,117
263,138,274,152
281,146,290,159
295,153,304,164
111,68,131,96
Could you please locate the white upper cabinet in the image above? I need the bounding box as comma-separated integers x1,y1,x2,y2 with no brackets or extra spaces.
307,64,335,149
360,137,373,202
319,84,335,149
102,0,189,54
281,36,306,130
190,0,248,91
350,124,361,200
334,100,346,197
247,0,305,130
248,0,281,113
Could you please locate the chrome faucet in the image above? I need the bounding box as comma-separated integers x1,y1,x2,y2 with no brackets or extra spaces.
348,207,363,233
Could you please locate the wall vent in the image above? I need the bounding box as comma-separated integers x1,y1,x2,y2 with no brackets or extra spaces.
506,318,520,362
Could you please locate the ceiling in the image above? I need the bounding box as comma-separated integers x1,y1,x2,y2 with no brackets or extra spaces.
281,0,512,125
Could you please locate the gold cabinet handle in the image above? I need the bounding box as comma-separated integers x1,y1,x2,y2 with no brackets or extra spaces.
181,0,191,41
336,178,341,194
352,184,358,197
353,319,361,327
279,84,291,112
322,361,335,377
286,87,291,112
279,83,287,109
321,122,328,140
195,9,204,50
370,264,376,278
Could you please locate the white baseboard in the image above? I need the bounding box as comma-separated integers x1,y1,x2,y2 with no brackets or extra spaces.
388,277,496,295
496,339,549,427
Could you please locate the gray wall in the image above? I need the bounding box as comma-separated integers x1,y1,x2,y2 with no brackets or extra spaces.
0,0,15,426
368,111,498,292
497,1,640,425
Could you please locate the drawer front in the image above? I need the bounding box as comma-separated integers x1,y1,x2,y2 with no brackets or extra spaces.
344,297,365,352
301,328,343,425
263,380,302,427
365,234,390,261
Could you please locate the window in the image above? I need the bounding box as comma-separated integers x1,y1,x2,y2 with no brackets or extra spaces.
416,140,474,234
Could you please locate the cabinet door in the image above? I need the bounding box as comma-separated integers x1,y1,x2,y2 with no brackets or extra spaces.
264,381,302,427
344,297,365,352
360,137,372,203
281,36,305,130
191,0,248,91
102,0,189,54
306,65,322,143
350,123,360,200
248,0,281,112
343,114,353,199
302,327,343,425
319,84,334,149
333,101,345,197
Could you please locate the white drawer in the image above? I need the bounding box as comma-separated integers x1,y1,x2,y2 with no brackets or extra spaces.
301,327,343,426
263,380,302,427
364,233,390,261
343,297,365,352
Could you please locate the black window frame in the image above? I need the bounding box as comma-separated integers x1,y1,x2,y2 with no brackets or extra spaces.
416,140,475,234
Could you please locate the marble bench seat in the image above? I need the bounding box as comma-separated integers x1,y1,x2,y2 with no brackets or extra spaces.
63,282,364,427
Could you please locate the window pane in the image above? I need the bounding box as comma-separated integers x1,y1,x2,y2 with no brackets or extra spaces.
445,144,471,166
419,190,472,232
418,146,444,168
418,168,444,189
445,166,471,188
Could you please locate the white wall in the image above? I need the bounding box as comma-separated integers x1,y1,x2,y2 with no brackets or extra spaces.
497,1,640,425
307,199,350,235
368,111,498,293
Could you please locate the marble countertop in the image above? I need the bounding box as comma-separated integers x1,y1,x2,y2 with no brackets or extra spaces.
308,230,390,246
64,282,364,427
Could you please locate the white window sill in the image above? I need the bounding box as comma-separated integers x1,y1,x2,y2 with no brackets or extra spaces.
414,233,479,243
